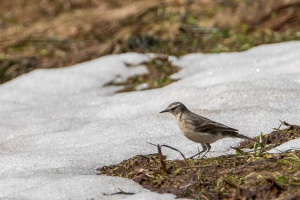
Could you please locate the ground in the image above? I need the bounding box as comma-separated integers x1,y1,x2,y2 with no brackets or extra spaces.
1,0,300,88
100,122,300,199
1,1,300,199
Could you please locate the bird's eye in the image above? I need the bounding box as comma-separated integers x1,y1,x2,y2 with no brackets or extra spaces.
171,107,176,111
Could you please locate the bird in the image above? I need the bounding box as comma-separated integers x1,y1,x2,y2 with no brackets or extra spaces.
160,102,253,159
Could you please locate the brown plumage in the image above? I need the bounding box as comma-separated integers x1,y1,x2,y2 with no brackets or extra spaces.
160,102,253,159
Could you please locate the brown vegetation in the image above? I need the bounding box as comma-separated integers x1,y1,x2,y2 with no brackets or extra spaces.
100,123,300,199
1,0,300,84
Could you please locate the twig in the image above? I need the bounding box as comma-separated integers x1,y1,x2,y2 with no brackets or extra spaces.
279,120,300,131
147,142,167,173
157,144,167,173
103,187,135,196
160,144,191,168
147,142,192,169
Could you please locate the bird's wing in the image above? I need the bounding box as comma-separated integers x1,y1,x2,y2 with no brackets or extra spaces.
194,121,238,133
184,111,238,133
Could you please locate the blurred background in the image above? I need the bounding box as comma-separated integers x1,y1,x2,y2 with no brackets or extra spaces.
0,0,299,85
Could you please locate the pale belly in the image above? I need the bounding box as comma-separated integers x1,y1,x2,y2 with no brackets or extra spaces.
183,130,224,144
176,118,224,144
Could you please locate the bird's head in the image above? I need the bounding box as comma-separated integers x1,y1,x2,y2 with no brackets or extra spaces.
160,102,187,116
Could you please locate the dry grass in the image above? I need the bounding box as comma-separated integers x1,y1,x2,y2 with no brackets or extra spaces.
1,0,300,85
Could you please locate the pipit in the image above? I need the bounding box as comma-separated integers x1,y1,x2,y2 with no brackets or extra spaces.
160,102,253,159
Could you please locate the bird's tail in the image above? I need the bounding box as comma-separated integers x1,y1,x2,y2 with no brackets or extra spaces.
234,132,256,142
223,131,257,142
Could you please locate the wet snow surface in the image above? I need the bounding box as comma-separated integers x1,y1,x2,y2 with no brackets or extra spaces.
0,41,299,199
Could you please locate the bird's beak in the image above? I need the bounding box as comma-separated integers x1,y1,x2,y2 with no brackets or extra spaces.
159,109,168,113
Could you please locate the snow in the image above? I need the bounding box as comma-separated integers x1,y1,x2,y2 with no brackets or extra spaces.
0,41,300,199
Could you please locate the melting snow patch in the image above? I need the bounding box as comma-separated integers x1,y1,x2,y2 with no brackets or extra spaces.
0,42,300,199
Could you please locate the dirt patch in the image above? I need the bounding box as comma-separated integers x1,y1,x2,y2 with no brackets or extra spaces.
99,122,300,199
106,55,180,92
239,121,300,152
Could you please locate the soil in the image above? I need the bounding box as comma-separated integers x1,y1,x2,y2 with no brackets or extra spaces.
99,122,300,199
1,0,300,87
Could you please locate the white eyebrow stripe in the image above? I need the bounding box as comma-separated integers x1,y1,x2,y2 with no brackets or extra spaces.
170,103,180,108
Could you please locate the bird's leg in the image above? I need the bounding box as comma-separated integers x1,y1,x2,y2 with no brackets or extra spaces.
189,143,207,159
198,143,211,159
